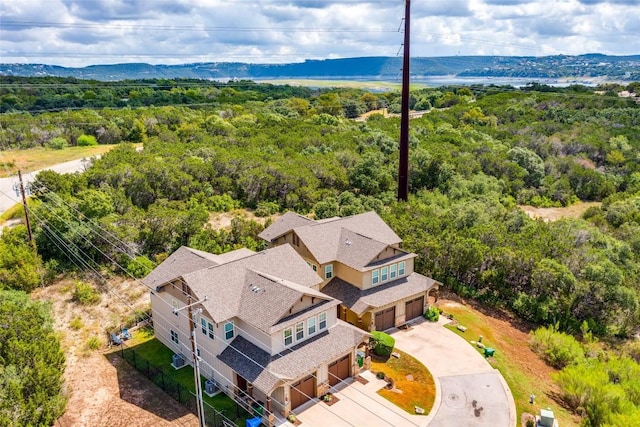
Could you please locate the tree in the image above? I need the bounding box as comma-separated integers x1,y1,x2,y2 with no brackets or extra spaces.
0,226,43,292
0,291,66,426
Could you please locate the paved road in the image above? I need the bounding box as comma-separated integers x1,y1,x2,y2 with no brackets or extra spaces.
0,157,94,215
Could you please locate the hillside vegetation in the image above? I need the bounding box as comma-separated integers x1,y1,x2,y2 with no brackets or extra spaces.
1,77,639,425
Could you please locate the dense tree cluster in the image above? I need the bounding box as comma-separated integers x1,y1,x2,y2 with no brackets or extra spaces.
0,291,66,426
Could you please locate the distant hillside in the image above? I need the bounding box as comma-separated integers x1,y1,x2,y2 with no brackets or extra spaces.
1,54,638,82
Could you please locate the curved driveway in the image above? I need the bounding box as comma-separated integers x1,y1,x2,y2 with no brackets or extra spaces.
295,317,516,427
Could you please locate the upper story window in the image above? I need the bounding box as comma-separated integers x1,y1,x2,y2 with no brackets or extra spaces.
390,264,397,279
295,322,304,341
224,321,235,340
381,266,388,282
319,312,327,330
325,264,333,279
172,299,179,316
201,318,214,340
284,328,293,346
306,261,318,272
398,261,406,276
371,269,379,285
308,317,316,335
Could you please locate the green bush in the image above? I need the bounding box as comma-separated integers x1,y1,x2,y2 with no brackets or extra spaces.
255,201,280,217
371,331,395,357
69,316,83,330
47,137,68,149
85,335,101,350
424,306,440,322
125,255,155,278
72,281,101,305
76,134,98,146
376,371,386,380
530,325,585,369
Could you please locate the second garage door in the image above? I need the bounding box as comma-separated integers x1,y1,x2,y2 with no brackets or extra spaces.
290,375,316,410
328,354,350,387
405,296,425,321
375,306,396,331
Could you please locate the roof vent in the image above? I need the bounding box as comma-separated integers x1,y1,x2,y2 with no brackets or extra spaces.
345,238,352,246
249,284,265,294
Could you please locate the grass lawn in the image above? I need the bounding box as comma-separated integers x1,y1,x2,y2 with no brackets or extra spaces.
0,144,140,177
370,349,436,415
440,301,580,427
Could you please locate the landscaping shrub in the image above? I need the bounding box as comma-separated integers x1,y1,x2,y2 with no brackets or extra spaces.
424,306,440,322
376,371,386,380
371,331,395,357
530,325,585,369
72,281,101,305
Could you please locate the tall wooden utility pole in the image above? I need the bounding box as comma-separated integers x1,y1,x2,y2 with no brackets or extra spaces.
18,170,33,245
397,0,411,202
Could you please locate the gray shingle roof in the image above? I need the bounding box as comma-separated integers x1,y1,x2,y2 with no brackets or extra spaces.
257,211,314,242
141,246,224,289
322,273,440,316
217,322,369,393
177,245,325,329
261,211,404,269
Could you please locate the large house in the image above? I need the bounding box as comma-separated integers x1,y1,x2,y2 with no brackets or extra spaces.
142,244,369,423
259,211,440,331
142,211,439,423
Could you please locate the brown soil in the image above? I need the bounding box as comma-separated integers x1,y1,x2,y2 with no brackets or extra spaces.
31,275,198,427
208,209,281,230
519,201,601,222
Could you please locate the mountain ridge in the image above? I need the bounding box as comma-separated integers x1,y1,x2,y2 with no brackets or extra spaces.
1,54,638,82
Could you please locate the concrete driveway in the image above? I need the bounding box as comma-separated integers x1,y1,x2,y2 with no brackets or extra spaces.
293,317,516,427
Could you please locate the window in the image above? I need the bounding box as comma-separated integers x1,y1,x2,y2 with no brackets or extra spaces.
371,269,379,285
398,261,406,276
172,299,179,316
295,322,304,341
306,261,318,272
284,328,293,346
319,312,327,330
308,317,316,335
224,321,234,340
201,318,215,339
325,264,333,279
390,264,397,279
171,330,179,344
381,266,388,282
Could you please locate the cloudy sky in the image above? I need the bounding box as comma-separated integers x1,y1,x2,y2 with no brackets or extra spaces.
1,0,638,67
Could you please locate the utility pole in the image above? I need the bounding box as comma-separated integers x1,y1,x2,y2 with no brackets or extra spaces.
174,296,208,427
397,0,411,202
17,170,34,245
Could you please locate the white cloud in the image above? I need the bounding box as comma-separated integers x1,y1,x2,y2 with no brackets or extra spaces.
0,0,637,67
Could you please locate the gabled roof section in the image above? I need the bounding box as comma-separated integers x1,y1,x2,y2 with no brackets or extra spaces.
257,211,314,242
178,244,324,325
218,322,369,394
293,211,404,268
141,246,225,289
237,270,336,334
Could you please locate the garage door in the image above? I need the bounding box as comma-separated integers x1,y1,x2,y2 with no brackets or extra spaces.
405,296,425,321
290,375,316,410
328,354,350,387
375,306,396,331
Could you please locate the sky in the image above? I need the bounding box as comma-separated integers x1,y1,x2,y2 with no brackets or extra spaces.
1,0,639,67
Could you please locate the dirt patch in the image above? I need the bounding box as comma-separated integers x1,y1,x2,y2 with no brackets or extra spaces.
208,209,281,230
519,201,601,222
32,276,197,427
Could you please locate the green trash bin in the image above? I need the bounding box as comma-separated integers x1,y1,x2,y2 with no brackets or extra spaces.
357,350,365,367
252,401,264,417
484,347,495,357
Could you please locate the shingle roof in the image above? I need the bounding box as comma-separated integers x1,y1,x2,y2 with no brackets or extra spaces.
321,273,440,316
293,211,404,268
257,211,314,242
217,322,369,393
141,246,224,289
174,245,325,329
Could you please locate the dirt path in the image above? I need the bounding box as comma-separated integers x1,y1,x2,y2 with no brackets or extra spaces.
519,202,601,222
